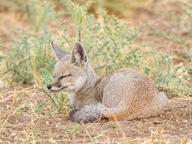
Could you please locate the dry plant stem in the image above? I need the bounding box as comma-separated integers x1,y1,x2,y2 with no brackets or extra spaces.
0,86,34,103
113,115,126,141
0,90,17,135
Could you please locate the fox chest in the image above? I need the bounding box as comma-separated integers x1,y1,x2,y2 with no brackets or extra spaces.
66,93,87,109
66,93,84,109
67,90,101,110
66,93,76,109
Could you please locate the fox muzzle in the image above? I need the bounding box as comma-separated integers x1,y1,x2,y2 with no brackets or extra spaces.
47,84,52,90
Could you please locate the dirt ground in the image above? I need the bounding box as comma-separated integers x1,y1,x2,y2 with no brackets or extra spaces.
0,0,192,143
0,86,192,143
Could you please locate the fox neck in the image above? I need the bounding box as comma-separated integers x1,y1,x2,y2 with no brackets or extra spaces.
67,63,102,109
82,63,99,91
77,63,100,95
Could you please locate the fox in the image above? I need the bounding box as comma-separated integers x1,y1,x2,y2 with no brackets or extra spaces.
47,41,168,123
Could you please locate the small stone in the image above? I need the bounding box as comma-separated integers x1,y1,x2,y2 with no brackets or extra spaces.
153,121,162,124
183,120,188,123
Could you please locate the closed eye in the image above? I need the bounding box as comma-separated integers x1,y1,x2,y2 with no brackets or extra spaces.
59,74,72,79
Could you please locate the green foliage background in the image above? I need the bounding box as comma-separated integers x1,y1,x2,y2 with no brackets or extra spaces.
0,0,191,110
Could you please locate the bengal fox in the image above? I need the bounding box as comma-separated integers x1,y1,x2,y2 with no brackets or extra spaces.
47,42,168,123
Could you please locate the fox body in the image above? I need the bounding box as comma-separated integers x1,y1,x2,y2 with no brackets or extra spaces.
47,42,168,123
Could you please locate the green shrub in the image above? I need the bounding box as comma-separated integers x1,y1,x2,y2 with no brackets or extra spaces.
2,0,191,110
152,0,192,96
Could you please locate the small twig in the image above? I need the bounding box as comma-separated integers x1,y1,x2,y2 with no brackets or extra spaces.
0,85,34,96
78,28,81,42
39,88,58,109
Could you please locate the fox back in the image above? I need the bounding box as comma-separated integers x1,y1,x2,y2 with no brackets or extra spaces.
47,42,168,123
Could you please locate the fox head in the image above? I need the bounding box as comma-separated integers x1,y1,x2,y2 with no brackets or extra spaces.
47,42,90,93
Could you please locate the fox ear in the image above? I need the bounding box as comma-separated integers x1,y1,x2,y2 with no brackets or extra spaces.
50,42,68,61
71,42,88,66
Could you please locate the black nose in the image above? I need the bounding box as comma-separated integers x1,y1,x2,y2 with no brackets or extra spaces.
47,85,52,90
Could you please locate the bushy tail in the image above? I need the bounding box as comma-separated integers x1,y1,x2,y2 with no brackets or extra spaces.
69,103,117,123
69,92,168,123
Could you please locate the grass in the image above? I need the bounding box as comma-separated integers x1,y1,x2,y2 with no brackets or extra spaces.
151,0,192,96
1,0,191,104
0,0,192,143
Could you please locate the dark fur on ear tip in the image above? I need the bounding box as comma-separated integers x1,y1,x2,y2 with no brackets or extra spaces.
71,42,88,65
50,41,57,50
50,41,70,61
50,41,54,46
74,42,85,60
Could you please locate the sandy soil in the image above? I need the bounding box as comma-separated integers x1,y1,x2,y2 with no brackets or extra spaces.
0,87,192,143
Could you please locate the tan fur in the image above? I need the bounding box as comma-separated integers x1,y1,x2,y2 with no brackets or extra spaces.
48,42,168,123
